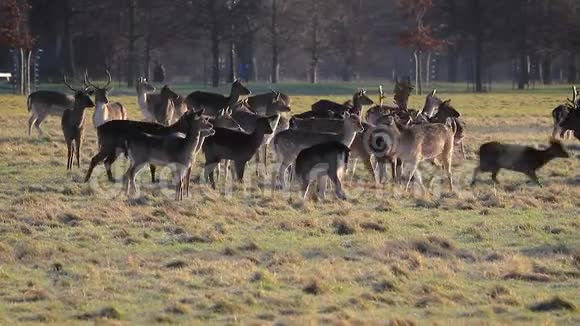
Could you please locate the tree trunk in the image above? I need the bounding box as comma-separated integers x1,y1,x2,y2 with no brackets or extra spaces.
20,48,25,95
474,31,483,92
517,53,528,90
228,38,236,83
62,0,75,76
414,50,422,95
126,0,137,87
567,53,576,84
425,51,432,88
144,6,152,80
447,49,458,82
309,2,319,84
210,1,220,87
541,54,552,85
271,0,279,83
26,49,32,95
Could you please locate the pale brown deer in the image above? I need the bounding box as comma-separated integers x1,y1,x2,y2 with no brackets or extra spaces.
84,71,127,128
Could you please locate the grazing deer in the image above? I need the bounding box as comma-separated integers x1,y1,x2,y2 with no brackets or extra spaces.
185,79,251,117
60,77,95,170
311,89,374,116
273,113,364,189
471,139,569,187
124,110,212,200
203,115,278,189
295,142,350,201
396,119,456,192
27,76,94,136
84,71,127,128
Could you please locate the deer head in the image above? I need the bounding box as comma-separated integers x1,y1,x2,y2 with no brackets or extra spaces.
84,70,112,104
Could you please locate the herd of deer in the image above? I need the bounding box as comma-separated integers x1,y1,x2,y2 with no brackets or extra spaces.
24,74,580,201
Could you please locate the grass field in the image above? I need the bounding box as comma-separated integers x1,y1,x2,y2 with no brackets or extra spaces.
0,87,579,324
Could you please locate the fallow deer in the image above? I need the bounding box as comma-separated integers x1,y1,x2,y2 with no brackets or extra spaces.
365,77,414,125
84,71,127,128
185,79,251,117
273,113,364,189
295,142,350,201
311,89,374,117
396,119,456,192
471,139,569,187
60,77,95,170
551,86,578,139
203,115,279,189
27,76,94,136
124,110,212,200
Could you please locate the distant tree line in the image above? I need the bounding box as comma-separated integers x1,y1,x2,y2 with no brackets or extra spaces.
1,0,580,92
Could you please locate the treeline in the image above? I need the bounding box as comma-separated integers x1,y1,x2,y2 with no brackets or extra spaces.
1,0,580,91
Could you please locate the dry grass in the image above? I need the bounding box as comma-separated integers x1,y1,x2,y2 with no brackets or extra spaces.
0,91,579,324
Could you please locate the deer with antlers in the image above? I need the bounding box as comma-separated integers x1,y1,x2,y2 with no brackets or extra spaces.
551,86,578,139
60,76,95,170
84,71,127,128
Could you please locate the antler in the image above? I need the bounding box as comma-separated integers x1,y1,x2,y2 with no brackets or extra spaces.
567,86,578,108
63,74,78,92
104,70,112,89
84,70,99,90
379,85,384,106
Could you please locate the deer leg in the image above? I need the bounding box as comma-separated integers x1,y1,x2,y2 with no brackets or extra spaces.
329,172,347,200
316,176,326,201
255,147,261,177
301,180,311,201
363,157,377,184
27,115,36,136
552,125,560,138
85,150,107,182
234,160,246,184
263,143,269,177
527,170,543,187
75,135,82,168
66,141,73,170
405,161,419,192
442,154,454,192
277,161,291,190
150,165,157,183
471,167,480,187
205,161,219,190
491,169,500,184
185,166,191,197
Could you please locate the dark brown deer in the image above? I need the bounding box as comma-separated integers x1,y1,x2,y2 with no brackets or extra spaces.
295,142,350,201
124,110,212,200
560,106,580,140
60,77,95,170
84,70,127,128
311,89,374,117
552,86,578,139
185,79,251,117
471,139,569,187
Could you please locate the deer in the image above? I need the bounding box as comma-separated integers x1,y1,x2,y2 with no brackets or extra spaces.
202,115,279,189
551,86,578,139
311,89,374,117
60,77,95,170
272,113,364,189
294,142,350,201
27,76,94,136
395,119,456,193
124,110,213,200
84,106,242,183
136,78,187,125
471,139,569,187
418,89,443,119
560,104,580,140
84,70,127,128
184,79,251,117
